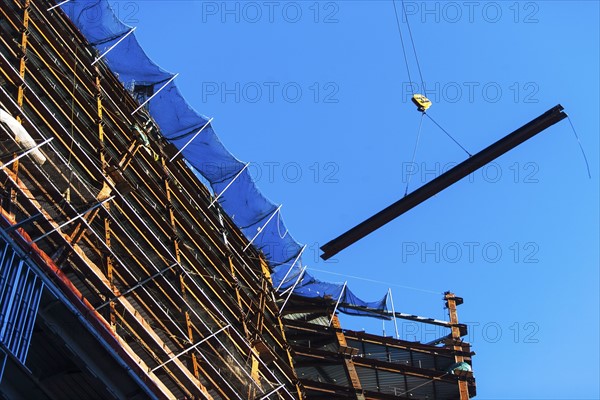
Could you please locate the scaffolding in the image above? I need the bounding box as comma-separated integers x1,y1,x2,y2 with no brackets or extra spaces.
0,1,476,399
0,0,301,398
281,294,475,399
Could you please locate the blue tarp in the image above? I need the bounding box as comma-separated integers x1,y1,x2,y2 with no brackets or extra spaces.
62,0,388,318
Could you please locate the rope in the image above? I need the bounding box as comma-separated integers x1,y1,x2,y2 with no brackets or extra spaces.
404,112,425,196
276,208,288,239
567,115,591,179
425,113,472,157
401,0,426,96
307,267,441,295
392,0,414,96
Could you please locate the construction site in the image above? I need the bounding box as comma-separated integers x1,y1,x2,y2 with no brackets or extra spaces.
0,0,485,399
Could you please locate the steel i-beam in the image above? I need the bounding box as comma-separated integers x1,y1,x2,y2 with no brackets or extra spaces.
321,105,567,260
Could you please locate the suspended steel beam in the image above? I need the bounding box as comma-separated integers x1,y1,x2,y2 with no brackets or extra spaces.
321,104,567,260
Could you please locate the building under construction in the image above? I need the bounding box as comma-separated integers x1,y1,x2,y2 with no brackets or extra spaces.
0,1,476,398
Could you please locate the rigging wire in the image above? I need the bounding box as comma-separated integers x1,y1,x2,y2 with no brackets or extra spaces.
424,113,472,157
391,1,473,160
404,112,425,196
567,115,591,179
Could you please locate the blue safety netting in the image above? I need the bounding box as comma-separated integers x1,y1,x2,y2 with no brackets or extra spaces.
291,274,388,313
61,0,388,318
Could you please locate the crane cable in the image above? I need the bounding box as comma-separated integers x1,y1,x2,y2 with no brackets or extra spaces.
392,0,428,101
425,113,472,157
392,0,418,96
392,0,471,197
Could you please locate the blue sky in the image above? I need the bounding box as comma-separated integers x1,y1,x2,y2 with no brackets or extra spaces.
124,1,599,398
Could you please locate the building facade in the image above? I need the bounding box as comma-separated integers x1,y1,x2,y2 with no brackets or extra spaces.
0,1,475,398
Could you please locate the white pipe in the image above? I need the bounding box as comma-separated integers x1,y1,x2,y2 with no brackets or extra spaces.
32,196,114,243
169,117,214,162
275,245,306,291
131,74,178,115
95,263,178,311
92,27,137,66
243,205,282,252
209,162,249,207
151,324,230,372
329,281,347,326
0,137,53,169
279,266,307,314
47,0,70,11
259,384,285,400
388,288,400,340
